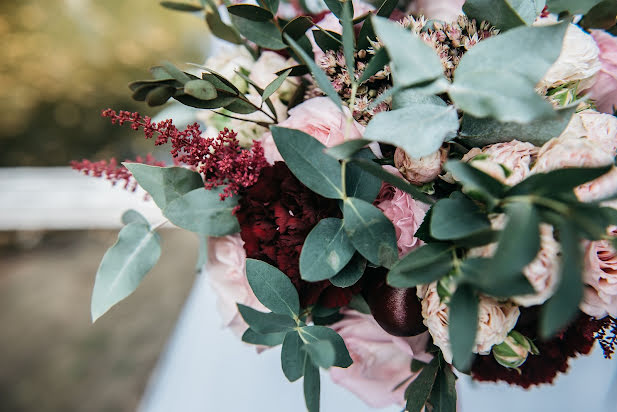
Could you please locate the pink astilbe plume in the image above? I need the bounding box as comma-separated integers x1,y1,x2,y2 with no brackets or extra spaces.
80,109,268,200
71,154,165,191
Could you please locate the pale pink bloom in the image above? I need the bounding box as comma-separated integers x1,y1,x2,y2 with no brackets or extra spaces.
207,234,267,337
394,146,449,185
411,0,465,22
376,182,430,257
329,309,432,408
588,30,617,114
259,97,365,163
581,286,617,319
461,140,539,186
417,283,520,363
559,109,617,157
580,228,617,318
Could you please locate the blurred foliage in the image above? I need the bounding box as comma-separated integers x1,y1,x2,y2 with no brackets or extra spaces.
0,0,209,166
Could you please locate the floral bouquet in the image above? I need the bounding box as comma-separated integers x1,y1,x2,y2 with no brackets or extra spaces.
73,0,617,410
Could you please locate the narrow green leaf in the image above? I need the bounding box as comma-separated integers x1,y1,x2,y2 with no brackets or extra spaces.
184,79,217,100
312,28,343,53
224,99,259,114
387,244,454,288
405,357,440,412
160,61,191,83
343,197,399,268
282,331,306,382
242,328,286,346
262,69,291,102
364,103,459,159
303,358,321,412
540,221,583,338
430,197,491,240
546,0,604,14
460,258,535,298
227,4,274,21
303,340,337,369
163,188,240,236
262,0,280,14
330,254,367,288
449,284,479,372
325,139,373,160
299,325,353,368
237,304,296,334
429,365,458,412
123,164,204,210
506,165,612,198
323,0,343,18
282,16,315,39
246,259,300,317
376,0,398,17
341,1,355,77
358,47,390,84
160,1,203,12
91,222,161,322
205,11,243,44
444,160,507,201
230,15,287,49
462,0,536,31
271,126,343,199
284,34,343,108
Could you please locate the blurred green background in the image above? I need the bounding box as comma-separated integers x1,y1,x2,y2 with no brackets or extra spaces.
1,1,209,411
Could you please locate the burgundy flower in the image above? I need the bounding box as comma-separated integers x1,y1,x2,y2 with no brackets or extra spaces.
235,162,361,308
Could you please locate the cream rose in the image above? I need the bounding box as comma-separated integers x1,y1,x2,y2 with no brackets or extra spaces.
394,146,449,185
580,228,617,318
558,109,617,157
417,283,520,363
329,309,432,408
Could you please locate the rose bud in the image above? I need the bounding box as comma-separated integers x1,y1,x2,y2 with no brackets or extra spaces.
394,145,449,185
492,330,539,369
363,267,427,337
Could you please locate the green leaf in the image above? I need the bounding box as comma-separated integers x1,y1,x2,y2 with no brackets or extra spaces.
341,1,355,77
449,283,479,372
428,365,458,412
242,328,286,346
300,218,355,281
271,126,344,199
261,0,280,14
312,28,342,53
345,149,383,203
445,160,506,201
459,104,577,147
160,1,203,12
195,234,208,272
246,259,300,317
262,69,291,102
430,197,491,240
580,1,617,30
230,15,287,49
227,4,274,21
205,11,243,44
282,331,306,381
325,139,373,160
323,0,343,18
364,103,459,159
145,86,175,106
284,34,343,108
282,16,314,39
546,0,604,14
540,221,583,338
347,158,434,204
303,340,337,368
237,304,296,334
160,61,192,83
343,197,398,268
376,0,399,17
121,209,149,226
387,244,454,288
330,254,367,287
224,99,259,114
405,357,440,412
348,293,372,314
91,222,161,321
372,16,445,87
184,79,217,100
162,188,240,236
506,165,612,198
299,325,353,368
460,258,535,298
358,47,390,84
462,0,537,31
123,164,204,210
303,358,321,412
392,87,447,109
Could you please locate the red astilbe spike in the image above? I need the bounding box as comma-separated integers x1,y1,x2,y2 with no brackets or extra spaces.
71,154,165,192
99,109,268,199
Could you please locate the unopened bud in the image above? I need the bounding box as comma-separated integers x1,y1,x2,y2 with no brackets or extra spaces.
394,145,449,185
492,331,539,369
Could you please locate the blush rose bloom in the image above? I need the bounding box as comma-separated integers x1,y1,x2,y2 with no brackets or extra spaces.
394,146,449,185
587,30,617,114
329,309,433,408
461,140,539,186
207,234,267,337
559,109,617,156
410,0,465,22
259,97,367,164
580,227,617,318
417,283,520,363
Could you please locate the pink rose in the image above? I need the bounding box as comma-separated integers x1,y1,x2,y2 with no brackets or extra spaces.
580,228,617,318
329,309,432,408
376,171,430,256
411,0,465,22
394,146,449,185
207,234,267,337
588,30,617,114
260,97,366,164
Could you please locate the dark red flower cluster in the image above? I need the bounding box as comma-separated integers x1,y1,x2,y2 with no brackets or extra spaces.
71,154,165,191
471,309,607,388
235,161,362,308
96,109,268,199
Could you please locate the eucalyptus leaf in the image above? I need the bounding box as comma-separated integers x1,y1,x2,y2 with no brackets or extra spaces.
358,47,390,84
300,218,355,282
123,164,204,210
462,0,537,31
195,234,208,272
405,357,440,412
227,4,274,21
323,0,343,18
299,325,353,368
206,11,244,44
246,259,300,317
231,15,287,49
303,358,320,412
428,366,458,412
282,331,306,381
449,283,479,372
445,160,506,202
184,79,217,100
237,304,296,334
580,1,617,29
224,99,259,114
341,1,355,77
146,86,175,106
343,197,398,268
282,16,314,39
430,197,491,240
242,328,286,346
392,87,446,109
163,188,240,236
345,149,383,203
546,0,604,14
91,222,161,322
506,165,612,197
364,103,459,159
330,254,367,288
325,139,373,160
160,61,191,83
303,340,337,369
160,1,203,12
121,209,149,226
387,244,454,288
312,29,342,53
460,258,535,298
271,126,344,199
262,69,291,102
